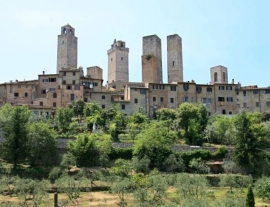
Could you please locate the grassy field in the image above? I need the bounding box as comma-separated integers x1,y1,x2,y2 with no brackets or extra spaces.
1,186,270,207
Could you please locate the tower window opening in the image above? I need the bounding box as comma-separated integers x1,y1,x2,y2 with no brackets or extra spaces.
173,61,175,66
121,57,123,61
214,72,218,82
223,72,226,81
121,42,123,47
63,28,66,34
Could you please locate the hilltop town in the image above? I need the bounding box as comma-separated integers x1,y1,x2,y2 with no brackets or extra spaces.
0,24,269,117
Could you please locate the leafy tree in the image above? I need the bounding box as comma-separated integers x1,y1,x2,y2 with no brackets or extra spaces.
84,102,102,117
0,175,18,197
132,156,150,174
222,160,236,174
110,159,132,177
255,176,270,200
188,158,209,174
28,122,57,166
111,177,133,207
219,174,239,193
69,100,85,120
246,186,255,207
55,107,74,132
133,121,176,169
68,132,111,167
156,108,177,121
177,103,208,145
164,154,185,173
0,105,31,170
232,111,267,173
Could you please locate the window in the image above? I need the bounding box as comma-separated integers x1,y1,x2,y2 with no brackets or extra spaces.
14,93,19,97
52,93,56,98
53,102,56,107
219,86,224,90
72,80,76,84
202,98,207,103
243,102,247,108
183,97,188,102
134,98,138,103
40,102,43,106
49,78,56,82
243,91,246,96
226,86,232,90
160,97,164,102
66,85,72,90
223,72,226,82
207,87,212,93
102,95,105,99
111,58,113,61
170,98,174,103
183,84,189,91
218,97,225,102
152,85,158,90
196,87,202,93
63,80,66,84
63,72,66,76
173,61,175,66
42,79,48,82
70,94,75,102
84,98,88,102
41,90,46,94
214,72,217,82
26,85,28,88
49,88,55,91
94,82,98,86
102,105,105,109
121,57,123,61
140,89,146,94
18,85,21,88
227,97,233,102
253,90,258,94
208,112,211,116
236,92,239,95
267,101,270,107
73,72,76,76
203,98,212,103
25,92,28,97
222,109,226,114
170,86,176,91
229,111,232,115
265,90,270,94
74,85,80,90
153,97,156,102
236,104,240,108
159,85,165,90
256,102,260,107
121,104,125,110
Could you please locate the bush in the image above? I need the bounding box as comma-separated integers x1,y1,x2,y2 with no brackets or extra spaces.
108,148,133,160
211,146,228,159
175,150,212,167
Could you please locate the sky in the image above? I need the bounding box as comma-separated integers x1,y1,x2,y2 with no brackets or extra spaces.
0,1,269,87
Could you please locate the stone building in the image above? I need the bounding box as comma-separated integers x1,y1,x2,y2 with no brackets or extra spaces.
1,24,270,118
142,35,162,83
167,34,183,83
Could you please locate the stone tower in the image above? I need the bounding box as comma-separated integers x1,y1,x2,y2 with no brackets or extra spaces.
167,34,183,83
142,35,162,83
107,40,129,83
57,24,77,73
210,65,228,84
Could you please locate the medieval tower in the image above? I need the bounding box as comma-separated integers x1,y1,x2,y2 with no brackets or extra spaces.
57,24,78,73
167,34,183,83
107,40,129,83
142,35,162,83
210,65,228,84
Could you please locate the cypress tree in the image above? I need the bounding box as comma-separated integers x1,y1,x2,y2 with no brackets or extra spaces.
246,186,255,207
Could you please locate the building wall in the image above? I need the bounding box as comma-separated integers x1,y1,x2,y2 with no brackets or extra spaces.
128,87,148,115
87,66,103,80
142,35,162,83
142,55,159,83
107,40,129,83
57,25,77,73
167,34,183,83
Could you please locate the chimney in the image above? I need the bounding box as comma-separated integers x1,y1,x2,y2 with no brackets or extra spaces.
232,79,234,84
43,71,45,75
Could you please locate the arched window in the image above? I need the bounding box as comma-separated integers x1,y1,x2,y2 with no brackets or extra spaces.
214,72,218,82
223,72,226,82
53,93,57,98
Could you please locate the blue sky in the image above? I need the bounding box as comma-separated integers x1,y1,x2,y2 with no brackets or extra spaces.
0,1,269,87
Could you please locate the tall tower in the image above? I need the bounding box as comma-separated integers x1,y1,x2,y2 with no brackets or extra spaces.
57,24,77,73
142,35,162,83
167,34,183,83
210,65,228,84
107,40,129,83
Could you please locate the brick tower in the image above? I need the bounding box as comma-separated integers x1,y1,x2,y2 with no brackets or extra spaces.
107,39,129,83
210,65,228,84
142,35,162,83
57,24,77,73
167,34,183,83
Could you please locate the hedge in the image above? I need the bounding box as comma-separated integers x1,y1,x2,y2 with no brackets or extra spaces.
108,147,133,160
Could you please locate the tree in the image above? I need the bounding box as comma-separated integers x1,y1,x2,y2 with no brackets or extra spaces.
164,154,185,173
132,156,150,174
69,100,85,120
111,177,133,207
246,186,255,207
188,158,209,174
28,122,57,166
0,105,31,170
255,176,270,200
156,108,177,121
133,121,176,169
68,132,111,167
177,103,208,145
55,107,74,132
232,111,267,173
84,102,102,117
